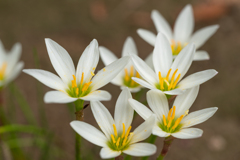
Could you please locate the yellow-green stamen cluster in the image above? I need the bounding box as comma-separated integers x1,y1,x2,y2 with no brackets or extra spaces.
156,68,181,91
0,62,7,81
123,66,140,88
108,123,133,151
171,40,188,56
159,106,188,133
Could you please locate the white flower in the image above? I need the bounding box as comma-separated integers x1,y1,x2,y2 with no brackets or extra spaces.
70,88,156,159
130,32,218,95
99,37,152,93
129,86,218,139
23,38,130,103
0,41,24,89
137,4,219,61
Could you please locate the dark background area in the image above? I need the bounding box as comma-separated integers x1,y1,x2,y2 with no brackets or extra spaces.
0,0,240,159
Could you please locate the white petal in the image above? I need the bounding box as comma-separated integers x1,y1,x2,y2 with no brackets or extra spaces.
144,52,154,69
44,91,77,103
80,90,111,101
190,25,219,49
174,5,194,42
130,54,158,86
170,43,195,80
111,71,124,86
90,56,130,91
6,43,22,74
137,29,156,46
147,90,169,121
181,107,218,128
132,77,155,90
163,89,185,95
4,62,24,86
90,101,115,139
153,33,172,77
99,46,118,66
172,128,203,139
70,121,107,147
23,69,65,91
100,147,121,159
122,37,138,57
114,88,133,132
128,99,154,120
131,115,155,144
45,38,75,84
174,86,199,117
178,69,218,89
127,87,141,93
151,10,173,41
152,125,170,137
123,143,156,157
193,50,210,61
76,39,99,83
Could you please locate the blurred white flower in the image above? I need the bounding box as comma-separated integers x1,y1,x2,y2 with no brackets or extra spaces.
23,39,130,104
71,88,156,159
99,37,152,92
137,4,219,61
0,41,24,89
129,86,218,139
130,33,218,95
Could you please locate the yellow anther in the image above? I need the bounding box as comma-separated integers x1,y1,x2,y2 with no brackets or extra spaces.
82,82,92,92
80,72,84,85
76,88,79,95
72,75,77,88
172,106,176,119
93,67,96,70
121,123,125,138
130,66,134,77
172,118,180,130
184,110,189,116
172,74,181,89
124,68,129,81
167,108,173,121
113,124,118,137
136,72,140,78
91,71,95,76
163,115,167,126
130,78,135,87
111,134,116,143
158,72,164,90
125,126,132,139
168,69,178,90
167,118,173,128
122,136,128,146
116,137,120,147
166,69,172,81
0,63,7,80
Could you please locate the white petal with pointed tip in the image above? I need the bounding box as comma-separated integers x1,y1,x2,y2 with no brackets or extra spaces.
193,51,210,61
100,147,121,159
99,46,118,66
80,90,111,101
4,62,24,86
122,37,138,57
181,107,218,128
174,86,199,117
178,69,218,89
130,115,155,144
144,52,153,69
137,29,156,46
114,88,133,132
190,25,219,49
172,128,203,139
91,56,130,91
153,33,172,76
123,143,157,157
128,99,153,120
44,91,77,103
132,77,155,90
174,5,194,42
23,69,65,91
70,121,107,147
6,43,22,74
163,89,185,95
90,101,115,139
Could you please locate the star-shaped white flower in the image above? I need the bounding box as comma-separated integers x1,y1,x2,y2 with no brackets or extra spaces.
23,38,130,103
137,4,219,61
0,40,24,89
71,88,156,159
129,86,218,139
130,32,218,95
99,37,152,92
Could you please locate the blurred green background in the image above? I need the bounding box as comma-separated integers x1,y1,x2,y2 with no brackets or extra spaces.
0,0,240,159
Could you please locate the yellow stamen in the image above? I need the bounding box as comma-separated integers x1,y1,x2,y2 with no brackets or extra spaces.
0,63,7,80
76,88,79,95
184,110,189,116
116,137,120,147
136,72,140,78
168,69,178,90
121,123,125,138
80,72,84,85
122,136,128,146
167,108,173,121
82,82,92,92
163,115,167,126
167,118,173,128
166,69,172,81
124,68,129,81
91,71,95,76
158,72,164,90
125,126,131,139
130,66,134,77
72,75,77,88
171,106,176,119
172,115,183,130
111,134,116,143
130,79,135,87
113,124,118,137
172,74,181,89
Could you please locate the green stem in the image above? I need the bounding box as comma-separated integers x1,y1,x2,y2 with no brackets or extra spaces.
74,99,84,160
141,135,157,160
157,136,175,160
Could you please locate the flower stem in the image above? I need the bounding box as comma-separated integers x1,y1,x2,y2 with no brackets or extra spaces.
74,99,84,160
157,136,175,160
115,155,124,160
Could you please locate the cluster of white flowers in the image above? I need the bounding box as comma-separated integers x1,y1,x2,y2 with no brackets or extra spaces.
0,4,219,160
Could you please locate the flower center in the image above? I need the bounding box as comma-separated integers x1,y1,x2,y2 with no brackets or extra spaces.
156,68,181,91
0,62,7,81
171,40,187,56
123,66,140,88
66,72,92,98
159,106,189,133
108,123,134,151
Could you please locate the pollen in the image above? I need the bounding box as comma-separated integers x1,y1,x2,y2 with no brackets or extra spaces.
123,66,140,88
157,69,181,91
171,40,188,55
0,62,7,81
